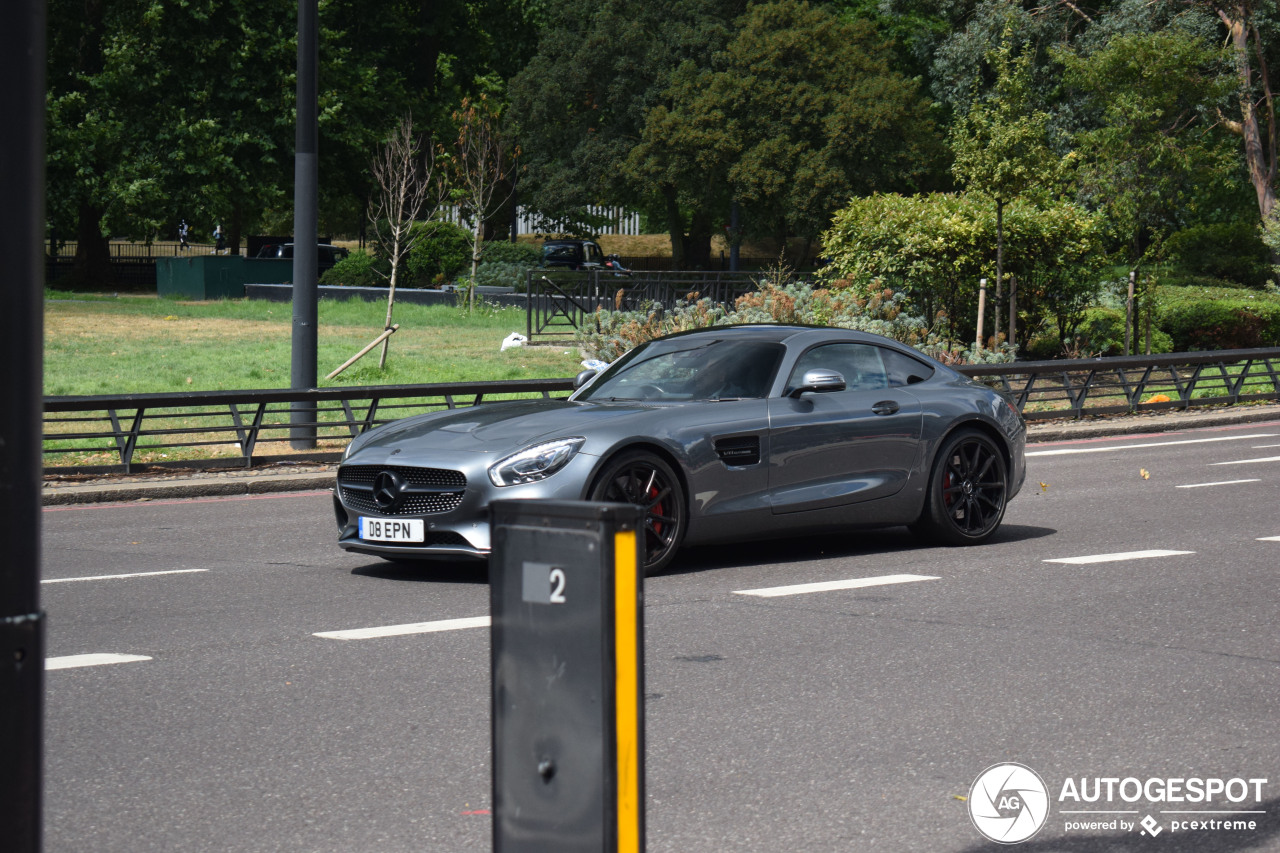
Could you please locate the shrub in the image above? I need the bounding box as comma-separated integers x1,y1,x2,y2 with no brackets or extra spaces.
1157,285,1280,350
478,240,542,266
472,260,539,291
405,221,472,286
319,250,387,288
575,278,1018,365
1068,307,1173,356
1165,222,1271,289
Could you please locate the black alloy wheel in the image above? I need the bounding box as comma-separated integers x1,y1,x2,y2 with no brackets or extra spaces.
588,450,686,574
916,429,1008,545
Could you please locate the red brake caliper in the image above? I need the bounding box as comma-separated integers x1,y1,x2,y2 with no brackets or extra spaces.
648,483,665,536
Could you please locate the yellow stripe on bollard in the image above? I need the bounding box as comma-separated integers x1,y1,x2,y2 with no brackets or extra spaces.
614,528,641,853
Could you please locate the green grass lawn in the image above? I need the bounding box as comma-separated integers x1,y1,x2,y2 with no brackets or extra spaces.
44,290,584,396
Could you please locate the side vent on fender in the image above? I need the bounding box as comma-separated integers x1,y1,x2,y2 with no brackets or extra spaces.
715,435,761,467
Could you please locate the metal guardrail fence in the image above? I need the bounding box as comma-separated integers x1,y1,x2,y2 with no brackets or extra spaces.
43,379,574,473
42,348,1280,472
525,270,779,339
958,347,1280,421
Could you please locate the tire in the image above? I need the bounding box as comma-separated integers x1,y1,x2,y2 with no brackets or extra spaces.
914,428,1008,546
588,450,687,575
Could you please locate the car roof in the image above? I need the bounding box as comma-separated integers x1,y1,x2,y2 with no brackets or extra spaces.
647,324,945,362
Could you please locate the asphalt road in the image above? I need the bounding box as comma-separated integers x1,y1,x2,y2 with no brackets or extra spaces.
40,419,1280,852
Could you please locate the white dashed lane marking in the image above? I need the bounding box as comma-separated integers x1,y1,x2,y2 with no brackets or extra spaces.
1044,550,1195,565
46,653,152,671
42,569,208,584
1175,480,1261,489
1027,435,1277,457
733,574,940,598
1259,536,1280,542
314,615,491,640
1212,456,1280,466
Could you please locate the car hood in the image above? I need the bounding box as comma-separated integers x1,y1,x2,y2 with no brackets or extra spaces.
351,398,651,455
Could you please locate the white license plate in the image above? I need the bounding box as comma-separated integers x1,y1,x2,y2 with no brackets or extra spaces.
359,517,425,543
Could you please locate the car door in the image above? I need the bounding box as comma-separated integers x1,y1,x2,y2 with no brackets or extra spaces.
767,342,922,514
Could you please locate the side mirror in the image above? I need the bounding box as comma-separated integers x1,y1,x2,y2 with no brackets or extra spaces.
574,369,599,390
789,369,846,397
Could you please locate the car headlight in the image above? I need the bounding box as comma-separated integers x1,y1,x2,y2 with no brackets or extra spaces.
488,437,586,487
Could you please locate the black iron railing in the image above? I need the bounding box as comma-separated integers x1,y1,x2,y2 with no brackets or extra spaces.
42,349,1280,471
525,270,778,339
959,347,1280,421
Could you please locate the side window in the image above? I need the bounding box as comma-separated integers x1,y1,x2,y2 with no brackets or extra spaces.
881,348,934,387
788,343,890,392
586,243,604,264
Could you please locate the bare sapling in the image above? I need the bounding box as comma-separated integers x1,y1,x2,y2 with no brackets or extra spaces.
369,116,447,369
452,95,520,312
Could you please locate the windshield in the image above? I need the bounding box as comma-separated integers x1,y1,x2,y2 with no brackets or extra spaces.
576,339,784,402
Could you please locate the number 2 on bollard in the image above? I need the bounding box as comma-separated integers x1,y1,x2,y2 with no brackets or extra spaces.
522,561,567,605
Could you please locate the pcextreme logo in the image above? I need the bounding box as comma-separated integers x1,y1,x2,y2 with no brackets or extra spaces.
968,764,1270,845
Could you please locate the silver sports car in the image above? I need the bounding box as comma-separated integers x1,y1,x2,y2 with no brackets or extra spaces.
334,324,1026,573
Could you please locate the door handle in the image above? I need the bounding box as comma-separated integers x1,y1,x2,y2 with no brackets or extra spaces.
871,401,899,416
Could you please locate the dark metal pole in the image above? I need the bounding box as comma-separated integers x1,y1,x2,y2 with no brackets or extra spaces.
728,200,740,272
291,0,319,448
0,2,47,850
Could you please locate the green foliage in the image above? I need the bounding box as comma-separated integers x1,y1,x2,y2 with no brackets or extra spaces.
406,222,473,286
1055,29,1237,263
1165,223,1272,289
1051,307,1173,358
319,250,387,288
479,241,542,266
472,261,538,291
950,31,1063,205
821,192,1106,348
1157,286,1280,351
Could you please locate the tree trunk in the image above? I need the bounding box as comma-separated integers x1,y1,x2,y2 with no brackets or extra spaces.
663,187,686,269
379,231,402,369
469,220,483,311
994,198,1004,345
684,209,715,270
1219,4,1277,221
72,202,111,289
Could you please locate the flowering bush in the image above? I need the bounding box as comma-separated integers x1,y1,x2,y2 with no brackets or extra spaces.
576,277,1018,365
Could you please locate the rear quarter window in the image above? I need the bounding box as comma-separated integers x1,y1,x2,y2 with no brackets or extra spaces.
882,349,934,387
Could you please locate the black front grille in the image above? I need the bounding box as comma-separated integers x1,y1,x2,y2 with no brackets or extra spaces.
339,465,465,489
338,464,467,516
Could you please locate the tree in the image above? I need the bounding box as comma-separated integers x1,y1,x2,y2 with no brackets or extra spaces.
628,0,943,267
509,0,746,267
369,116,446,368
452,95,519,310
821,192,1105,350
1204,0,1278,222
951,31,1064,346
46,0,298,281
1056,28,1238,267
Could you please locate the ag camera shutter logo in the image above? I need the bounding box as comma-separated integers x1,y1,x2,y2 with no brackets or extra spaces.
969,763,1050,844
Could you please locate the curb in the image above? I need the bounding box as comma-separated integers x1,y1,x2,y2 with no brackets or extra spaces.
43,471,335,507
41,404,1280,507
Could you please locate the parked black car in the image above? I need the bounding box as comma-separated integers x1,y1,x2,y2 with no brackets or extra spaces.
540,239,631,275
540,239,606,270
256,243,350,270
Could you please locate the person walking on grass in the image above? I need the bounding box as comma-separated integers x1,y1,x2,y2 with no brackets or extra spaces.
214,223,226,254
178,219,190,251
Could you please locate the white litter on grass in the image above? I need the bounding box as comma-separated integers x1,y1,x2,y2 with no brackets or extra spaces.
500,332,527,351
581,359,609,371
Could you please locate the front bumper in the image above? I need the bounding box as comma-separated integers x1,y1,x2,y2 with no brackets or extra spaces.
333,451,599,561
